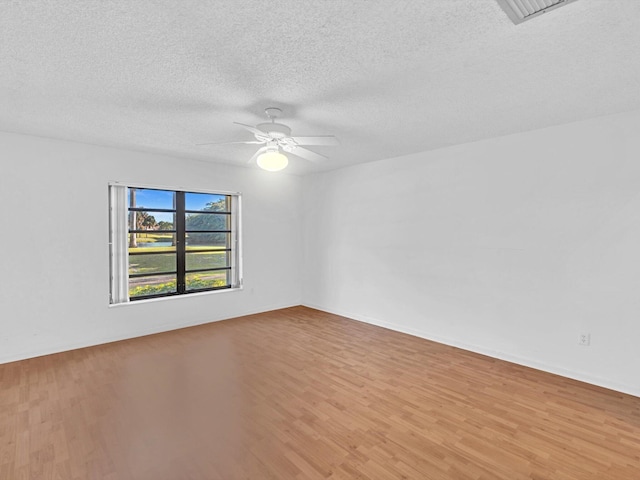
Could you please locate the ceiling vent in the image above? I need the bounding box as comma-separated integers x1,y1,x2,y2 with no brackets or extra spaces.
496,0,579,24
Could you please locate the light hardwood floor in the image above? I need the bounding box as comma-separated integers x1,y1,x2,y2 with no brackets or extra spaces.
1,306,639,479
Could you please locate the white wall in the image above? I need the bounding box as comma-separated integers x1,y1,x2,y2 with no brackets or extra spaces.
302,109,640,397
4,108,640,398
0,131,302,363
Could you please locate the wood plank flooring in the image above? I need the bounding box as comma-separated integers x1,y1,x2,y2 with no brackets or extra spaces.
1,306,639,479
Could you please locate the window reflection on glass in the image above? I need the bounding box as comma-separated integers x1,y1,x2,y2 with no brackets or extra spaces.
186,270,229,291
128,188,175,210
185,232,229,250
129,253,176,275
185,251,228,271
129,274,177,298
185,193,229,212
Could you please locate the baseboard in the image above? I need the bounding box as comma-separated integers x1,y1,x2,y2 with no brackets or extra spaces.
0,303,298,365
302,303,640,398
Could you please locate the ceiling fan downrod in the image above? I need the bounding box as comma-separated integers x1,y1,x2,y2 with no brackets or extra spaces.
264,107,282,122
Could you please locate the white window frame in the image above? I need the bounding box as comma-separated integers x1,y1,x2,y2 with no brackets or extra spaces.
108,182,243,305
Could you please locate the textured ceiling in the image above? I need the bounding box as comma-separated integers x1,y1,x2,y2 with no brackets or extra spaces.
1,1,640,175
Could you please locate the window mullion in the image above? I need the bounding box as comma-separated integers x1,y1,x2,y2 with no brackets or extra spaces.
176,191,186,294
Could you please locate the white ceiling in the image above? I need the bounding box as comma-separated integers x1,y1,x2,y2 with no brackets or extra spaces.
2,0,640,175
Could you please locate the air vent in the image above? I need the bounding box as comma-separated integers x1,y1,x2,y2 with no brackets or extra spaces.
496,0,579,24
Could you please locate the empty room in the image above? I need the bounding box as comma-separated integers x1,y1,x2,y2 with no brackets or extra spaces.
1,1,639,479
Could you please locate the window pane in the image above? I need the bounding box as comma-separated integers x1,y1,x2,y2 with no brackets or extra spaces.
129,274,177,298
128,188,175,210
186,251,229,271
186,232,229,250
186,270,229,291
128,235,176,250
128,240,176,253
128,210,175,232
129,253,176,275
185,193,229,212
185,212,229,232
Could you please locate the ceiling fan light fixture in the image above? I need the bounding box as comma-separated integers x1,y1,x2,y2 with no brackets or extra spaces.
257,149,288,172
198,107,337,168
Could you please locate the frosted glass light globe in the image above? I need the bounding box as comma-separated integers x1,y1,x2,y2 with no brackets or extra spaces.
256,150,288,172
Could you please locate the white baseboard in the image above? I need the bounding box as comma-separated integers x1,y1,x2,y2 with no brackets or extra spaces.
0,303,298,365
302,303,640,398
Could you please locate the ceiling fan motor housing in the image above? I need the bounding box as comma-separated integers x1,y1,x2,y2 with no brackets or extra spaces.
256,122,291,139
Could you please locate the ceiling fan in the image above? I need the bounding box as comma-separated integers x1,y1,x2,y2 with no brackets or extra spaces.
198,107,340,171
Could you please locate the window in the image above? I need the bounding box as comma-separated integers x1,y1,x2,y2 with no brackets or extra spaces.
109,184,242,304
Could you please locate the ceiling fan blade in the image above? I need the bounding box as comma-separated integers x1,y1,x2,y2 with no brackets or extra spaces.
233,122,265,136
196,140,264,146
248,147,268,164
289,146,328,163
290,136,340,146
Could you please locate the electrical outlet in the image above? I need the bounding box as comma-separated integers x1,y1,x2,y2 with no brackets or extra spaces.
578,333,591,346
